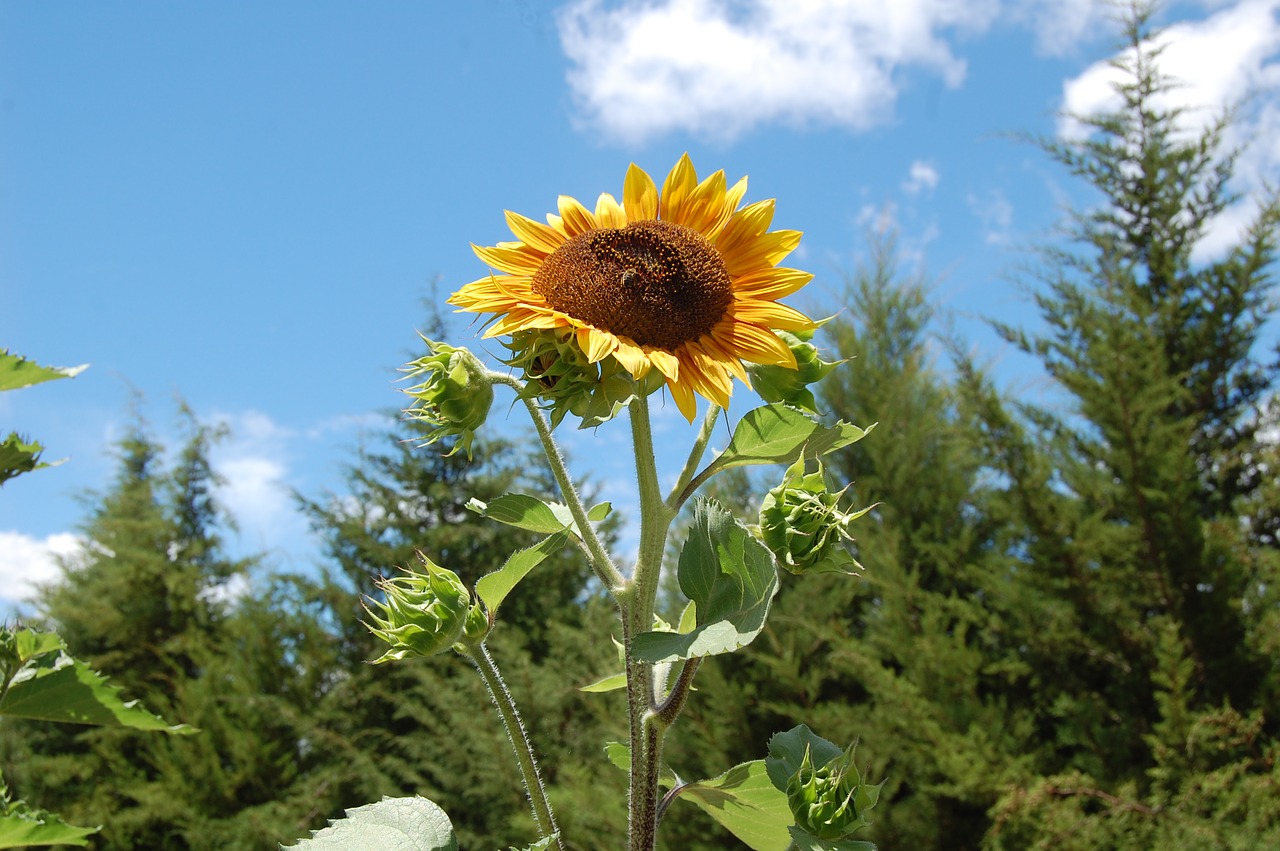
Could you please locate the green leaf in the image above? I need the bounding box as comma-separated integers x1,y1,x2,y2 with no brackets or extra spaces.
0,434,46,486
281,796,457,851
468,494,609,539
0,629,193,733
577,672,627,693
466,494,570,534
676,600,698,634
764,725,845,792
475,530,571,614
0,808,98,848
785,829,877,851
674,760,793,851
631,499,778,663
0,350,88,393
603,742,678,788
703,405,874,478
508,833,560,851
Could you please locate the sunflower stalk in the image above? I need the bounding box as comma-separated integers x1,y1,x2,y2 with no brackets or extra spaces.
464,643,563,851
624,394,678,851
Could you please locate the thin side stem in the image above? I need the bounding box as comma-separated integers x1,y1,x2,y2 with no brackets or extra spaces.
491,371,626,596
467,643,562,851
667,403,721,510
652,657,702,729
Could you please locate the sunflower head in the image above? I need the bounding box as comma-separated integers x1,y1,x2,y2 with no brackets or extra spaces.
450,154,817,422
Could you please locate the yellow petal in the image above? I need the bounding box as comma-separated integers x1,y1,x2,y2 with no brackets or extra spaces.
611,340,651,378
730,300,817,331
724,229,802,277
667,378,698,422
473,243,545,275
577,327,619,363
733,266,813,300
718,321,797,367
675,170,730,237
716,199,776,254
595,192,628,229
504,211,564,254
646,348,681,382
558,195,598,236
660,153,698,223
623,163,659,221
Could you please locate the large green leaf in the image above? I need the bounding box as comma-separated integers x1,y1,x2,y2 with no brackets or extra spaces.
475,530,571,614
0,350,88,393
702,405,873,478
0,629,192,733
631,499,778,663
675,760,793,851
281,796,457,851
0,808,98,848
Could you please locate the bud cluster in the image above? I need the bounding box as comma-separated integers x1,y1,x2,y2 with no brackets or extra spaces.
759,456,871,576
746,328,842,415
402,337,494,459
786,744,866,840
364,554,489,663
504,328,662,429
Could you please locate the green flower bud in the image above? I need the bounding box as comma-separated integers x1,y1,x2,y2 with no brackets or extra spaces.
786,744,864,840
504,328,661,429
454,601,492,653
746,328,843,415
759,456,871,576
364,554,473,663
402,337,494,459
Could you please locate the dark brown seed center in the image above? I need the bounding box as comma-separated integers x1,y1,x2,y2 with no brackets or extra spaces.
530,220,732,351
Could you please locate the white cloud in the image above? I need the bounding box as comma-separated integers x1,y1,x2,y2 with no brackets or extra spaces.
1011,0,1111,57
1056,0,1280,259
903,160,940,193
968,189,1014,244
0,530,81,608
208,410,304,558
557,0,994,143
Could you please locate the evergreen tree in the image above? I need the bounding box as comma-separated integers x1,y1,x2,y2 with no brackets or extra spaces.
5,412,338,849
956,3,1280,845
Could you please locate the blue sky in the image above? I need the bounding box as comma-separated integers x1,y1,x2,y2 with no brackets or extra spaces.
4,0,1279,611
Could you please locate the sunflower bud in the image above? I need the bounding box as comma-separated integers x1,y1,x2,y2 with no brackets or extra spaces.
786,744,865,840
746,329,842,415
364,554,473,663
759,456,870,576
402,337,494,459
504,328,661,429
454,601,492,652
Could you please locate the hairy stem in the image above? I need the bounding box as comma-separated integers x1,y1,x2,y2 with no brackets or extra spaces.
626,395,675,851
667,403,721,511
467,643,562,851
491,371,626,596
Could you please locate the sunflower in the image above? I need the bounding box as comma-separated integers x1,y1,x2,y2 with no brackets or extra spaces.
449,154,816,422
